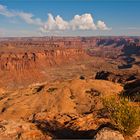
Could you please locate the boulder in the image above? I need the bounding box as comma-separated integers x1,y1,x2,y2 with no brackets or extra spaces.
94,127,124,140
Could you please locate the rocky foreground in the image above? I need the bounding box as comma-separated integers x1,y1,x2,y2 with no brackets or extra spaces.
0,76,139,140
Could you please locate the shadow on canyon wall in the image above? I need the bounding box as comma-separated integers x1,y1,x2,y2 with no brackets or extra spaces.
118,43,140,69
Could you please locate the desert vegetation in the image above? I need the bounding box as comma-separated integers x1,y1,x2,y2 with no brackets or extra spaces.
103,97,140,135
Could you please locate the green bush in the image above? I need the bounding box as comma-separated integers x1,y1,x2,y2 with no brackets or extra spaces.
103,97,140,135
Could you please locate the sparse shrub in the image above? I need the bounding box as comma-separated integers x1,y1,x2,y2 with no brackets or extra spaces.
47,87,57,93
85,88,100,96
103,97,140,135
79,75,85,80
70,94,75,99
122,90,140,102
32,85,44,94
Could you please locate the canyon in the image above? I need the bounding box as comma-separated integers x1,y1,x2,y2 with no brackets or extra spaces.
0,37,140,140
0,36,140,89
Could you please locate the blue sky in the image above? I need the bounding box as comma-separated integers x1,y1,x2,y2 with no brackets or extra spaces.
0,0,140,37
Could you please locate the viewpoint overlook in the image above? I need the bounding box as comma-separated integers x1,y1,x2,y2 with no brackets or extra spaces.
0,0,140,139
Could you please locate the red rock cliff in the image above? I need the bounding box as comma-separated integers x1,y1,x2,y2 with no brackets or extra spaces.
0,48,87,71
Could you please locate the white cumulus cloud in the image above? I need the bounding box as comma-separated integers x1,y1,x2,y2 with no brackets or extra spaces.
0,4,111,35
97,20,111,30
43,13,110,32
70,14,97,30
44,14,69,31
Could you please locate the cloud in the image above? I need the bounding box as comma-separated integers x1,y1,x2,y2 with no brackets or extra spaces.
0,4,14,17
70,14,96,30
44,13,69,30
97,20,110,30
43,13,97,31
43,13,69,31
0,4,43,26
42,13,110,32
55,15,69,30
17,12,43,26
0,4,111,35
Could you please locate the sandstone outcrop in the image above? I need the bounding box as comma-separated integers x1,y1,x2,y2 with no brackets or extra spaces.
0,78,123,120
0,46,90,89
94,127,124,140
123,79,140,101
0,48,87,71
0,78,124,139
0,120,52,140
95,71,136,84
